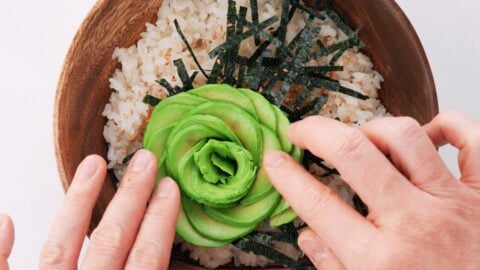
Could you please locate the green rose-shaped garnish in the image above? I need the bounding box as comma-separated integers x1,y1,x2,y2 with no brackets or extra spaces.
144,84,303,247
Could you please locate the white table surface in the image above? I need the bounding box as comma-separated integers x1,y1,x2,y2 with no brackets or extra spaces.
0,1,478,269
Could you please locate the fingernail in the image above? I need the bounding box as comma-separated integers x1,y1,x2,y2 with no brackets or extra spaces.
298,237,327,265
264,151,287,167
155,177,175,199
129,150,152,172
78,156,99,179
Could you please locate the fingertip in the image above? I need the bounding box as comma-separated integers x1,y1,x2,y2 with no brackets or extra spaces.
76,154,107,181
263,150,289,168
0,213,14,257
154,177,180,199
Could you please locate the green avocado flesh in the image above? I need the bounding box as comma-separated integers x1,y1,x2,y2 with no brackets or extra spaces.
143,84,303,246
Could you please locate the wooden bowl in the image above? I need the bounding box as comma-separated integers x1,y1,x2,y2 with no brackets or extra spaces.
54,0,437,269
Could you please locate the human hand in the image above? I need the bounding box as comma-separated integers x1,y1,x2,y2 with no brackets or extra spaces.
264,111,480,269
40,150,180,270
0,214,14,270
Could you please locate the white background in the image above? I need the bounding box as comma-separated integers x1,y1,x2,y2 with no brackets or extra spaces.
0,1,479,269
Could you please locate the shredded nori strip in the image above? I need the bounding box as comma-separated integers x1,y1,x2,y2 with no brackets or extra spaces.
303,65,344,76
247,40,273,65
142,94,161,106
304,76,369,100
156,79,175,94
208,56,224,84
173,19,209,79
291,0,326,21
237,61,246,87
239,16,294,58
237,6,248,35
173,58,194,90
277,0,291,44
209,15,279,59
310,94,329,115
189,71,199,83
293,87,310,110
279,17,320,102
302,150,339,177
235,239,311,270
246,231,295,246
223,0,239,84
122,150,138,165
353,194,369,217
250,0,260,45
325,8,354,37
107,169,119,185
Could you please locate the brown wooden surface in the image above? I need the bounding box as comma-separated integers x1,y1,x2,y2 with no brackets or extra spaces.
54,0,438,269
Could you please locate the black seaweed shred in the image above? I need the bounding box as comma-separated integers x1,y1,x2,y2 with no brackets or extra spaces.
173,19,209,79
353,194,369,217
142,94,161,106
250,0,260,45
223,0,238,85
234,239,312,270
277,0,291,44
156,79,175,94
208,15,279,59
173,58,194,91
122,150,139,165
291,0,326,21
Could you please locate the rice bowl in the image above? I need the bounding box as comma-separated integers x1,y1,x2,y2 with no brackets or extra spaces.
54,0,438,269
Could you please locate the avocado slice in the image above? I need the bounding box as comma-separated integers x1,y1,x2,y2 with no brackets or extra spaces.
269,208,298,227
290,145,304,162
152,92,207,113
189,84,257,119
175,101,262,163
144,124,174,165
240,125,282,205
143,103,193,146
183,197,257,242
272,105,293,153
176,204,228,247
238,88,277,132
270,199,290,217
204,189,281,227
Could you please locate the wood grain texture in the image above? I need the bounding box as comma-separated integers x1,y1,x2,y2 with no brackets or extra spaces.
54,0,437,269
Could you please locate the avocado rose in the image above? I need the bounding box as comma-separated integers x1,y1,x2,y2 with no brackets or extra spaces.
144,84,303,247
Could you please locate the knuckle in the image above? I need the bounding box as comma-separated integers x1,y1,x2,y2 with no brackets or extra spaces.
392,117,421,139
89,223,129,257
271,156,299,181
64,192,90,210
129,241,167,268
333,129,368,161
438,109,463,120
298,183,335,220
117,177,145,199
39,241,72,267
144,207,170,223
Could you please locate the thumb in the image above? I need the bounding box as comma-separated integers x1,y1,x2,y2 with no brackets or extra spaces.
0,214,14,270
298,228,345,270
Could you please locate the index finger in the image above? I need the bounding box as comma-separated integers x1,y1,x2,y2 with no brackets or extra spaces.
264,151,376,267
40,155,106,270
288,116,414,211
